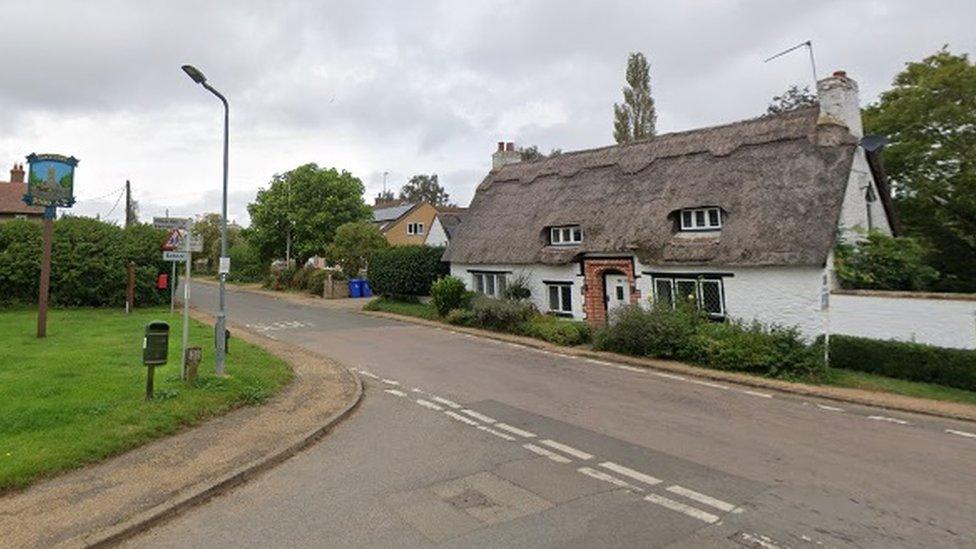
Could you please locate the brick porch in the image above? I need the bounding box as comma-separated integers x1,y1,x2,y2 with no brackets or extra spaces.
581,257,641,326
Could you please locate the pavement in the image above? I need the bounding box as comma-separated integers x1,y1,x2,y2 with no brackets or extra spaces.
0,309,360,549
125,282,976,548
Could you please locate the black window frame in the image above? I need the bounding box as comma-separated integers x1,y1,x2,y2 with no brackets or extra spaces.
544,281,574,316
649,274,727,319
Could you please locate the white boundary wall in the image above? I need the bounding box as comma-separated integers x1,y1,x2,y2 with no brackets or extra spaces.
829,292,976,350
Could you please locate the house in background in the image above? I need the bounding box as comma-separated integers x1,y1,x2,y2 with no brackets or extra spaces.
444,71,895,337
424,206,467,247
0,163,44,221
371,198,439,246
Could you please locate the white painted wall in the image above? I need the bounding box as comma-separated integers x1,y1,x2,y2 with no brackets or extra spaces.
837,151,891,239
830,293,976,350
450,262,584,319
425,216,448,247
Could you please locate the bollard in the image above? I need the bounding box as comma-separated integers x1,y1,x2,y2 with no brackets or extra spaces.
184,346,202,384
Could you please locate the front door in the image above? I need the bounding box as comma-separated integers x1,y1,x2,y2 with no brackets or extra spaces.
604,273,630,316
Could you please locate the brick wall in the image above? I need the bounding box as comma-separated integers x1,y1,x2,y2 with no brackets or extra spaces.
581,258,641,326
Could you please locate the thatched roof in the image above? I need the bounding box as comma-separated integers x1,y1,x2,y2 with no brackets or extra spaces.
444,107,858,267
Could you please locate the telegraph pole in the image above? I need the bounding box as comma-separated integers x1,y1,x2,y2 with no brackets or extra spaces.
125,180,132,228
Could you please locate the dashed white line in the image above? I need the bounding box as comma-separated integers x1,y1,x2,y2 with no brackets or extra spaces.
539,439,594,460
357,370,379,379
651,372,686,381
868,415,911,425
477,425,516,441
461,409,497,424
380,378,400,386
577,467,644,491
816,404,845,412
522,443,573,464
586,358,614,366
643,493,720,524
494,423,536,438
598,461,662,486
384,389,407,397
687,379,730,390
444,411,481,426
666,485,736,512
610,363,645,373
946,429,976,439
430,396,461,409
411,388,425,393
415,399,443,411
741,390,773,399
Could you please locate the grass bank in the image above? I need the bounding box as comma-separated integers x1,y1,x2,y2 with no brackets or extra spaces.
0,307,292,492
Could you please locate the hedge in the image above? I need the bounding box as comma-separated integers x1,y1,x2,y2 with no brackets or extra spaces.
0,217,168,307
828,335,976,391
367,245,447,296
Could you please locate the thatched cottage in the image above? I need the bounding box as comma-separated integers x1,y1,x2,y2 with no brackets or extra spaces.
443,71,896,336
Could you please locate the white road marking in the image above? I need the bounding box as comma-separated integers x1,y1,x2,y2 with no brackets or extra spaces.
415,399,443,411
598,461,662,486
735,532,782,549
444,411,481,426
816,404,845,412
357,370,379,379
494,423,536,438
741,390,773,399
643,493,720,524
522,443,573,464
610,364,645,373
666,485,736,512
687,379,730,390
384,389,407,397
506,342,527,349
431,396,461,409
868,415,911,425
539,439,594,460
586,358,614,366
946,429,976,439
577,467,644,491
477,425,516,441
461,409,497,424
651,372,686,381
380,379,400,386
411,388,425,393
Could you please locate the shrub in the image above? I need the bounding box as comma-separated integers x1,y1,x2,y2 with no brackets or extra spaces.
264,264,296,291
445,308,477,327
226,241,264,282
470,296,536,329
327,221,389,278
693,321,825,379
834,230,939,291
516,315,591,346
828,335,976,391
593,303,704,359
306,269,330,295
367,245,448,296
430,276,471,316
291,265,314,291
502,273,532,300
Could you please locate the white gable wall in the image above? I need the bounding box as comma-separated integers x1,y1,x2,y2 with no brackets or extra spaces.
425,217,449,247
837,149,891,239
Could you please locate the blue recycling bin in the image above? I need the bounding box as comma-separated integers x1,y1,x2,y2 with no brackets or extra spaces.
348,278,363,298
362,279,373,297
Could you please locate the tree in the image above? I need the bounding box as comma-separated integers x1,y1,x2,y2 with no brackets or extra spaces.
863,48,976,291
518,145,563,162
327,221,389,277
375,189,395,202
194,212,222,272
834,230,939,291
399,174,450,205
613,52,657,144
246,164,371,264
766,84,817,115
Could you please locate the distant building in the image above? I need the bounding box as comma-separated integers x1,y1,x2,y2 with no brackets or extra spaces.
371,198,440,246
425,206,467,247
0,163,44,221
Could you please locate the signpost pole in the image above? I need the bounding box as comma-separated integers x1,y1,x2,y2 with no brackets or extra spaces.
36,206,55,338
170,261,176,314
182,227,191,380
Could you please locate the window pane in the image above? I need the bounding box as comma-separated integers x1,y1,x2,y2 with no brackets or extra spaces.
676,280,697,306
551,228,560,243
573,227,582,242
474,274,484,294
708,209,720,227
681,210,692,228
562,228,571,242
561,286,572,311
486,274,495,296
654,279,674,308
695,210,706,227
418,223,423,233
496,275,506,295
615,285,624,301
548,286,559,310
701,280,723,315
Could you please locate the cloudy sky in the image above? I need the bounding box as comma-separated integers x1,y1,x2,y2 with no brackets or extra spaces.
2,0,974,226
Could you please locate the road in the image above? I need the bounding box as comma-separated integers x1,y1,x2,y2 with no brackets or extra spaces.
131,283,976,548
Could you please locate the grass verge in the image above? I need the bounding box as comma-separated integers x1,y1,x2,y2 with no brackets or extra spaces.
0,306,293,492
364,297,439,320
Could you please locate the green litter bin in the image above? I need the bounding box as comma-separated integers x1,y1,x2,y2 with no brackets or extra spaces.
143,321,170,366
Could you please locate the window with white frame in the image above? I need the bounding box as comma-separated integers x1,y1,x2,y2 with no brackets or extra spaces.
549,225,583,245
472,272,507,298
679,207,722,231
546,282,573,315
407,222,425,235
651,275,725,317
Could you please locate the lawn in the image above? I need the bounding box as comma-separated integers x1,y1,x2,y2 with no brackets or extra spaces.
364,297,440,320
0,307,293,492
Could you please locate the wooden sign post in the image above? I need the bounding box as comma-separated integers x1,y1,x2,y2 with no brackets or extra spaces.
36,207,55,337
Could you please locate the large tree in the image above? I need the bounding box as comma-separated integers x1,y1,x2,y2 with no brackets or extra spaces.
399,174,451,205
247,164,371,264
613,52,657,144
863,48,976,292
766,84,817,115
518,145,563,162
193,212,222,272
327,221,389,277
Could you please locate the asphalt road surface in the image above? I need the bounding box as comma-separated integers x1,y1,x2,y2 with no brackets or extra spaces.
130,283,976,548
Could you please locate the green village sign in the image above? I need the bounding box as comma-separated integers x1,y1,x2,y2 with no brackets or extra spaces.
23,152,78,338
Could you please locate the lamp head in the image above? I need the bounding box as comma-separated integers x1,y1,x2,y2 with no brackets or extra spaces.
181,65,207,84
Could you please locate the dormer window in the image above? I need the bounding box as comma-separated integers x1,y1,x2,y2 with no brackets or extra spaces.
680,207,722,231
549,225,583,245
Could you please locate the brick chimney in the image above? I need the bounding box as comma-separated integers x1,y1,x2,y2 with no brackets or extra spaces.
491,141,520,170
9,163,25,183
817,70,863,138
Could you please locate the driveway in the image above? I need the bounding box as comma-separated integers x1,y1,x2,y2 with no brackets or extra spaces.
131,283,976,548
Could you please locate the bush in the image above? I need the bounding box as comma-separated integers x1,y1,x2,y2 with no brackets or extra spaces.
306,269,330,295
516,315,591,346
264,264,296,291
431,276,472,316
834,230,939,291
367,245,448,296
470,296,536,329
0,217,167,307
445,308,477,327
327,221,388,278
593,303,704,359
226,241,264,282
502,273,532,300
693,321,824,379
828,335,976,391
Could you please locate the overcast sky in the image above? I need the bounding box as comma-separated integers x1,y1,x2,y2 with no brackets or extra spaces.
2,0,974,226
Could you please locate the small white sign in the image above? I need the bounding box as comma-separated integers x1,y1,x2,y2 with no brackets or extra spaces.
219,256,231,274
164,251,189,262
153,217,191,230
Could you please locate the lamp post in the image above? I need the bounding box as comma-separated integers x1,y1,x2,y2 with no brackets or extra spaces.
182,64,229,376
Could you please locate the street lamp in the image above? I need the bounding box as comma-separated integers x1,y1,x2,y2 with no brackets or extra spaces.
182,64,230,376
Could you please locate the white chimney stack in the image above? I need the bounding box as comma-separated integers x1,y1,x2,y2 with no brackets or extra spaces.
491,141,520,170
816,70,863,138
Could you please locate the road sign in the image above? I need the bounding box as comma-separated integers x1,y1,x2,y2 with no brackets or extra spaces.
161,229,203,253
153,217,190,230
163,251,189,262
